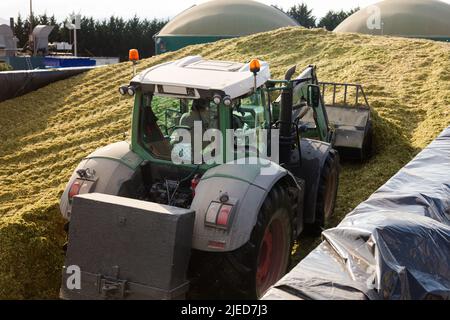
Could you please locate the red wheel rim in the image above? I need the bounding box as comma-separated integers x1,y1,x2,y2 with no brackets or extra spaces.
256,215,289,297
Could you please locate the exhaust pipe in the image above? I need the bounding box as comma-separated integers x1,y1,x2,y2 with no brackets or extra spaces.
279,65,296,164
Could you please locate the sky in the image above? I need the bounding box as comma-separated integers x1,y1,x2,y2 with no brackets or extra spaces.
3,0,449,22
2,0,450,23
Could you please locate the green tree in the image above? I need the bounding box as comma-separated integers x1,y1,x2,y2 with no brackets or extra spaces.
14,14,27,48
13,13,167,60
38,13,49,25
287,3,316,28
48,15,62,43
318,7,359,31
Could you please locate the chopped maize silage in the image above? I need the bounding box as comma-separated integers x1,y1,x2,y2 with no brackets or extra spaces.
0,27,449,299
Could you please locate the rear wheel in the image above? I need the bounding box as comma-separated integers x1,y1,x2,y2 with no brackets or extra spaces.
255,207,292,297
310,149,339,234
188,183,294,299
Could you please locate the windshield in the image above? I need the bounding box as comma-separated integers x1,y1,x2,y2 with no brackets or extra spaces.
155,96,219,135
138,91,267,164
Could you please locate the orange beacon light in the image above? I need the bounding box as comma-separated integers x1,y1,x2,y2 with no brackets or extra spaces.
129,49,140,62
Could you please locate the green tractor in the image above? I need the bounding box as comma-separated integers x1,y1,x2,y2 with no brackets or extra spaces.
60,56,371,299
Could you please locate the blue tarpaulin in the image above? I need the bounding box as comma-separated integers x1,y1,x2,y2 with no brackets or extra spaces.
44,57,96,68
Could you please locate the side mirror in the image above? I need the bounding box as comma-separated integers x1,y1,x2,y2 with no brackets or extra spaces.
307,84,321,108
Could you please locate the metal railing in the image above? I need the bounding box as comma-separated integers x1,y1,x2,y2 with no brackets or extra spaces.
319,82,370,108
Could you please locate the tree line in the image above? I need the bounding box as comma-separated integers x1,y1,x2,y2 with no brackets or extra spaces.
13,14,167,61
11,3,357,60
276,3,359,30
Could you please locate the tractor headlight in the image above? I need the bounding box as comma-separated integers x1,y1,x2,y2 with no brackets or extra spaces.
223,95,232,106
127,86,136,96
119,85,128,95
213,94,222,105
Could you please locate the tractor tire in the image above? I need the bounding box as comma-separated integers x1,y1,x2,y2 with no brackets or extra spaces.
188,183,294,299
309,148,340,235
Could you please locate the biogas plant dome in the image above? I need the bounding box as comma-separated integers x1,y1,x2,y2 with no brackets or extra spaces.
334,0,450,41
155,0,299,54
159,0,298,36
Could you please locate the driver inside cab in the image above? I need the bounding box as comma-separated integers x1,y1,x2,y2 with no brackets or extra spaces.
179,98,218,132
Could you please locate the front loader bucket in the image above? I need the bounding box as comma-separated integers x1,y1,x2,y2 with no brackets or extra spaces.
324,104,372,160
320,82,372,160
60,193,195,300
300,104,372,160
300,82,373,160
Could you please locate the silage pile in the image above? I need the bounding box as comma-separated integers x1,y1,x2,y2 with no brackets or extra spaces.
0,27,449,299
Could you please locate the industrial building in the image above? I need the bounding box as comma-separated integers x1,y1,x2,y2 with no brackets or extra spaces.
154,0,299,54
334,0,450,42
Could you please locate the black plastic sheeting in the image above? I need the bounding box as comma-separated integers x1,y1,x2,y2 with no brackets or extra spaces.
0,67,94,102
263,126,450,300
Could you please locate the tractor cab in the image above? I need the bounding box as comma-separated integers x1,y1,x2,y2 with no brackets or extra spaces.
122,56,272,166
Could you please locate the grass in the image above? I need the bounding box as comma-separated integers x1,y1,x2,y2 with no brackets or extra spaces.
0,27,449,299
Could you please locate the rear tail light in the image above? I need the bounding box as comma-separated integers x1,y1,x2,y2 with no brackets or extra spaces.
205,202,221,224
216,205,233,227
205,202,234,230
68,180,82,202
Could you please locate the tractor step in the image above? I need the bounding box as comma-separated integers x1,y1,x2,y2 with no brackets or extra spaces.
60,193,195,300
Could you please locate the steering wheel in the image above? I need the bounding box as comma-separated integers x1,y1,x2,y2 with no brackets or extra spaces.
233,114,245,129
165,124,192,136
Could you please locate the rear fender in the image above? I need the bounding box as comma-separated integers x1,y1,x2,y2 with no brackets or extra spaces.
60,141,143,220
191,159,303,252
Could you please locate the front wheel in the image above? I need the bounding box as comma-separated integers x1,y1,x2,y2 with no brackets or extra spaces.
309,149,340,234
188,183,294,299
